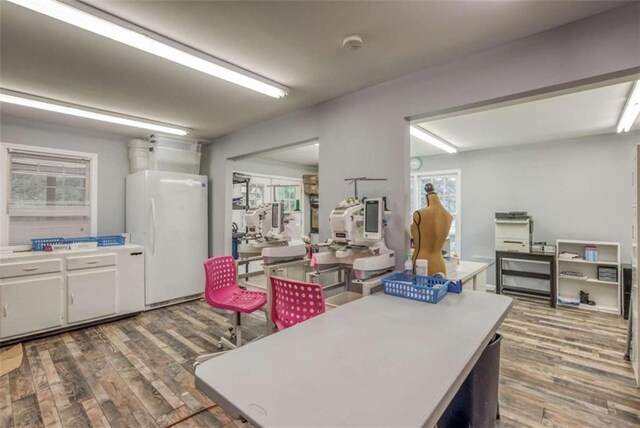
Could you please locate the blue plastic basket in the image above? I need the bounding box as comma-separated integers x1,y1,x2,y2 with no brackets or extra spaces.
64,237,98,245
31,238,66,251
32,235,125,250
95,235,126,247
382,273,463,303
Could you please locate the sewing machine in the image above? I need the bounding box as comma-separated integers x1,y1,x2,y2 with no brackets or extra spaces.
237,204,274,258
237,202,307,263
261,201,307,264
314,197,395,280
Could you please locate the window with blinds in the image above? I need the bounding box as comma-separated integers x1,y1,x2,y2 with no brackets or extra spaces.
6,149,93,245
410,170,461,254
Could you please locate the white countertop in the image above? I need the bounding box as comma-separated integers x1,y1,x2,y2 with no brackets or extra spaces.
196,290,512,427
0,244,144,261
456,260,489,282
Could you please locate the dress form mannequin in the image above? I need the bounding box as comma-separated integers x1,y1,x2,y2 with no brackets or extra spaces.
411,183,453,276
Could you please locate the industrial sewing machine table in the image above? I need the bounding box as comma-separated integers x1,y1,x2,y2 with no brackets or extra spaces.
195,291,512,427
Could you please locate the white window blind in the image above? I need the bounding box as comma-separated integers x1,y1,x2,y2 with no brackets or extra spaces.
7,149,92,245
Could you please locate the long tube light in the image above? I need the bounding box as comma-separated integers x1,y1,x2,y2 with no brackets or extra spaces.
0,90,189,136
7,0,289,99
617,80,640,133
410,125,457,154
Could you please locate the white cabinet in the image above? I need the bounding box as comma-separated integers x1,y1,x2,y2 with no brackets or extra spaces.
0,275,64,337
67,253,116,271
0,258,62,279
67,268,117,324
0,245,144,343
117,249,145,314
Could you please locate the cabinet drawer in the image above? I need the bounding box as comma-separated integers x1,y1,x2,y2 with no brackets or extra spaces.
0,259,62,279
1,275,64,338
67,253,116,271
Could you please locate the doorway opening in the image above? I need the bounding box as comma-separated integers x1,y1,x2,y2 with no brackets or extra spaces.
229,139,320,289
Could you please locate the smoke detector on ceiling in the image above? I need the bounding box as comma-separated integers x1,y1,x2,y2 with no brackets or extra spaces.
342,35,364,51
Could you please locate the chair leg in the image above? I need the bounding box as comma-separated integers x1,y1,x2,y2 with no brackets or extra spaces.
235,311,242,346
194,311,268,368
194,312,240,368
220,311,241,349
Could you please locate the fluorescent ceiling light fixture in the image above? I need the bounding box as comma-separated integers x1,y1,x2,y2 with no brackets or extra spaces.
8,0,289,99
0,90,189,136
410,125,457,154
617,80,640,133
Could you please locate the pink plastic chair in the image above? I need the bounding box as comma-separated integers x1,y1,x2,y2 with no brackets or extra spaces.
203,256,267,350
270,276,326,330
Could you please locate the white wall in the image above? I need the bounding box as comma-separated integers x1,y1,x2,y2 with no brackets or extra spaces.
233,157,318,178
416,132,639,269
202,3,640,266
0,115,130,235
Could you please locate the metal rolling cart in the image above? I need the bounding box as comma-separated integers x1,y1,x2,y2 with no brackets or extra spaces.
232,173,251,271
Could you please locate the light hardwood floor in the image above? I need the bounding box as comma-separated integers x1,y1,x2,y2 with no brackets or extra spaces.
497,297,639,427
1,296,638,427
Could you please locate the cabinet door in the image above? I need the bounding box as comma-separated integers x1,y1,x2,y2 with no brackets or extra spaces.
116,249,145,314
67,269,117,324
0,276,64,338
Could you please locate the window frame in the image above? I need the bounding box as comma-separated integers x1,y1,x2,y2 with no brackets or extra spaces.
274,184,300,213
0,142,98,247
410,168,462,255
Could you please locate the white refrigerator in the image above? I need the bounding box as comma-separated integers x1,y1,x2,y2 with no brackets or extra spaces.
126,170,208,307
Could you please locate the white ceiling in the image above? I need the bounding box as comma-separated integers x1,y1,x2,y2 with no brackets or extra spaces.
411,81,640,157
258,143,319,167
0,1,628,139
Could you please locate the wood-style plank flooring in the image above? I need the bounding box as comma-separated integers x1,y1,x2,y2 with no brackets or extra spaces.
1,296,638,427
497,297,639,427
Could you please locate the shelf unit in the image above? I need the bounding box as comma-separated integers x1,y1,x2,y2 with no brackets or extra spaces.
232,173,251,211
232,174,251,261
556,240,621,315
558,275,618,285
557,258,619,267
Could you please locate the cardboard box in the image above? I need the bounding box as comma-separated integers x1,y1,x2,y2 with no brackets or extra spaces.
304,183,319,194
303,175,318,184
311,207,319,230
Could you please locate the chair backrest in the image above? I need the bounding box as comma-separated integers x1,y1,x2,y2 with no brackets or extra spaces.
204,256,237,305
270,276,325,330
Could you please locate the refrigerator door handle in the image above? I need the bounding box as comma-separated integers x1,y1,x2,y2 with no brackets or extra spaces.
151,197,157,256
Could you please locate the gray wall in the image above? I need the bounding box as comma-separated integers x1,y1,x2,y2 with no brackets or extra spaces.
203,3,640,267
417,131,639,267
0,115,130,236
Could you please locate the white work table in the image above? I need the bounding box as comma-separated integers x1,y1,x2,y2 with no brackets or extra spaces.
455,260,489,292
195,290,512,427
